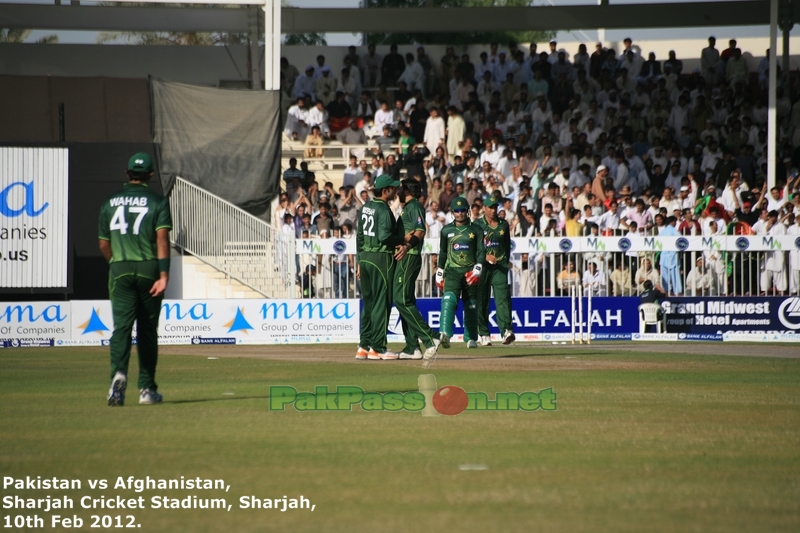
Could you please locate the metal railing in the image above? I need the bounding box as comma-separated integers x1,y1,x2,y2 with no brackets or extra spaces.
294,236,800,300
169,177,296,298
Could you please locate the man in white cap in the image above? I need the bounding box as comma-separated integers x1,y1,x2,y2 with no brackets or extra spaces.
293,65,317,101
592,164,609,199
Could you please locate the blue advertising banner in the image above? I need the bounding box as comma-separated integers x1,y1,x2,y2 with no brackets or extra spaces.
663,296,800,335
389,297,640,341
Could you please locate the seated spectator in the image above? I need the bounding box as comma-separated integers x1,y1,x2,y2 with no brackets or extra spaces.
582,260,607,296
557,259,581,295
685,256,715,295
307,100,330,138
636,258,661,294
609,260,633,296
304,126,325,159
336,119,368,159
327,92,352,133
284,97,309,141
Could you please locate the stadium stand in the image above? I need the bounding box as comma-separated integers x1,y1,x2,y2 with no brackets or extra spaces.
279,39,800,299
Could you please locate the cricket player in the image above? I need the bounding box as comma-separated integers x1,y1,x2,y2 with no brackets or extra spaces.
474,196,515,345
395,179,441,360
425,197,485,368
355,174,408,360
98,153,172,406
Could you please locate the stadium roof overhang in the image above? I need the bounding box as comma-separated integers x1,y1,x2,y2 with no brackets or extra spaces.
0,1,794,34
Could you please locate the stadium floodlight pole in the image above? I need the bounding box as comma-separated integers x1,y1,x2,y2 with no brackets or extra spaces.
768,0,778,190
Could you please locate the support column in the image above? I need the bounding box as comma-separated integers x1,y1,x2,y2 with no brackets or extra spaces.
263,0,280,91
248,6,262,90
768,0,778,190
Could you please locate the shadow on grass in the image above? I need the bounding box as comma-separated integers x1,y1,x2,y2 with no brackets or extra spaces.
166,389,419,404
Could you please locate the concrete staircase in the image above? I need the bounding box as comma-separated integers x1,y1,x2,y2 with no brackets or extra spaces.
177,255,265,299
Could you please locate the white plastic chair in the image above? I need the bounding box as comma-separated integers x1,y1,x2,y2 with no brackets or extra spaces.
638,303,666,333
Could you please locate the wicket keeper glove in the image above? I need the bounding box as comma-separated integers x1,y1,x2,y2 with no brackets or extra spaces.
465,264,483,286
435,268,444,290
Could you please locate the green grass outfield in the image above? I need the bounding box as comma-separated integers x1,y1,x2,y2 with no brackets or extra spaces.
2,345,800,532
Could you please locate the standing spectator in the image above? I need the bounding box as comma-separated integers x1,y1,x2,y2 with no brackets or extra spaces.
446,106,467,160
362,44,382,87
701,36,720,86
424,107,446,156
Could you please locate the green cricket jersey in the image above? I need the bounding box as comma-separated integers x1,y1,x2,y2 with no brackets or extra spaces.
98,183,172,263
399,198,426,255
475,216,511,267
356,198,404,254
438,221,485,269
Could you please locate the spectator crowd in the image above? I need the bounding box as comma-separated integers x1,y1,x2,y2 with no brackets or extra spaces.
277,38,800,298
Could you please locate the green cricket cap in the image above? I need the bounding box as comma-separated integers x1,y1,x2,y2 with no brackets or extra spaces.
128,152,154,173
451,197,468,211
374,174,400,189
483,196,499,208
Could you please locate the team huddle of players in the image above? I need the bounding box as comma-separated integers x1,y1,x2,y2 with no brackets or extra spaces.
355,175,515,368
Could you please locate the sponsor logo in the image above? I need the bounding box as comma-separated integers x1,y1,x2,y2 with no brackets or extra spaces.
701,237,722,250
778,297,800,330
0,181,49,218
590,333,632,341
333,240,347,254
0,304,67,324
678,333,723,341
735,237,750,251
762,237,781,250
676,237,689,251
795,236,800,250
453,243,470,250
528,239,547,252
559,238,573,252
509,239,517,252
586,238,606,251
162,302,212,321
300,240,323,254
224,308,254,334
192,337,236,345
643,237,662,251
259,302,356,320
1,338,54,348
632,333,678,341
78,308,110,336
618,237,632,251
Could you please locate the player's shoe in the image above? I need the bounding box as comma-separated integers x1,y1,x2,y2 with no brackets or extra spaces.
423,338,441,360
479,335,492,346
355,346,369,360
502,330,516,345
107,372,127,407
139,388,163,405
368,349,399,360
467,340,478,349
399,349,423,360
440,333,450,349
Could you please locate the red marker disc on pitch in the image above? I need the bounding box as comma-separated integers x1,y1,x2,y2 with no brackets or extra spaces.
433,386,469,416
